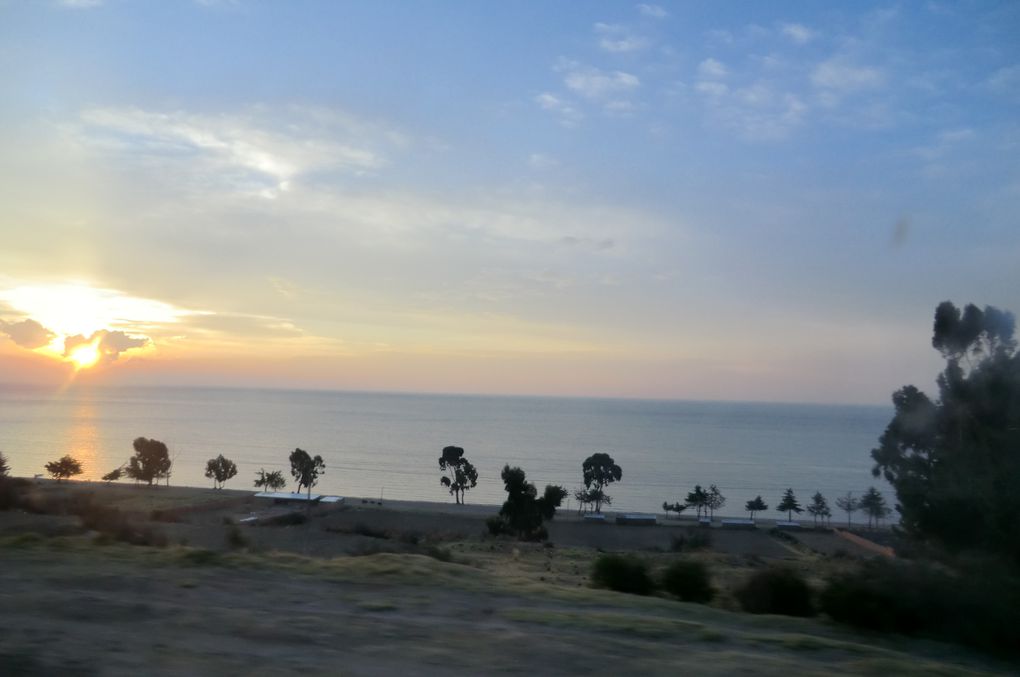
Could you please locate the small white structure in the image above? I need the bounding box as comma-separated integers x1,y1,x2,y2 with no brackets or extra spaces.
721,518,757,530
583,513,607,523
616,513,657,526
775,520,802,529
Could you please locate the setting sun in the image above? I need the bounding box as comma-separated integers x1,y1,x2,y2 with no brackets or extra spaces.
68,341,101,370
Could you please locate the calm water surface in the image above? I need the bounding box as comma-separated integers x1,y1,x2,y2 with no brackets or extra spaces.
0,385,894,515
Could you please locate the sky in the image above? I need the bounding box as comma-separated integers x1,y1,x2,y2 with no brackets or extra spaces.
0,0,1018,404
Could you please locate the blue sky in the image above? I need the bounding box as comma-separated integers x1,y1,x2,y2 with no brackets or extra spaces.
0,1,1018,403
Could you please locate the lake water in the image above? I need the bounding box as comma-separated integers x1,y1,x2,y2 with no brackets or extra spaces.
0,385,894,517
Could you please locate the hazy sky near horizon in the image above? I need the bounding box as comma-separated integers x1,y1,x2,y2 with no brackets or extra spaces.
0,1,1018,404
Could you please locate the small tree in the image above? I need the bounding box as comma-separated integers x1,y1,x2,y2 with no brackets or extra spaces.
859,486,891,529
706,484,726,518
686,485,710,519
437,445,478,505
745,495,768,520
289,448,325,499
581,453,622,514
204,454,238,489
777,488,802,522
835,491,860,529
254,468,286,492
45,455,82,482
101,468,123,483
662,501,686,518
0,451,9,478
493,465,565,539
126,437,172,486
538,484,568,521
806,491,831,527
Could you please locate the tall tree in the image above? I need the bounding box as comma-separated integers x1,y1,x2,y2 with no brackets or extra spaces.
871,301,1020,563
289,448,325,499
437,445,478,505
45,455,82,482
0,451,9,478
254,468,286,492
686,485,709,519
835,492,860,529
494,465,566,538
581,453,622,514
706,484,726,518
745,496,767,520
101,468,123,483
125,437,172,486
204,454,238,489
777,488,802,522
859,486,891,529
806,491,831,527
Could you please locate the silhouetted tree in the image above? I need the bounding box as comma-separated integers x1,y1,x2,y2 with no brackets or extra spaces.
835,492,859,529
859,486,891,529
538,484,568,521
706,484,726,518
871,301,1020,563
574,487,606,514
686,485,710,519
437,445,478,505
777,488,802,522
45,455,82,482
494,465,559,539
0,451,9,478
204,454,238,489
254,468,286,492
101,468,123,483
126,437,172,486
745,495,767,520
581,453,621,513
289,448,325,499
806,491,831,527
662,501,686,518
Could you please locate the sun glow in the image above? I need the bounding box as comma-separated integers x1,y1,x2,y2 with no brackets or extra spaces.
68,341,101,370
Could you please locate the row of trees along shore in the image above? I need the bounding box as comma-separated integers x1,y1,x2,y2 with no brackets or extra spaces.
663,486,891,529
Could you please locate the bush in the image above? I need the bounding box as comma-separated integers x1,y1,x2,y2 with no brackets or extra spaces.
225,524,249,550
486,515,506,536
352,522,389,539
661,560,714,603
591,554,655,595
670,528,712,552
736,567,814,616
820,559,1020,655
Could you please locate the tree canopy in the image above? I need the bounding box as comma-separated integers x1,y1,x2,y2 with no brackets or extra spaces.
493,465,565,539
0,451,9,478
835,492,859,529
859,486,891,529
126,437,172,486
205,454,238,489
686,485,710,519
45,455,82,482
745,495,767,519
289,448,325,499
581,453,621,514
777,488,802,522
871,301,1020,564
438,445,478,505
254,468,286,492
806,491,831,527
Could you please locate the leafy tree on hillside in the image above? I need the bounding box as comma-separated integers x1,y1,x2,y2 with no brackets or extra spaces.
574,487,606,514
0,451,9,478
254,468,286,492
101,468,123,483
806,491,831,527
686,485,710,519
437,445,478,505
835,492,860,529
859,486,891,529
871,301,1020,563
706,484,726,518
581,453,622,513
493,465,565,539
777,488,802,522
289,448,325,499
126,437,172,486
45,455,82,482
205,454,238,489
745,495,768,520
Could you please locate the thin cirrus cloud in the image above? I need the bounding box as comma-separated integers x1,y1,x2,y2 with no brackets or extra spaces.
594,23,650,53
74,106,398,198
560,62,641,100
780,22,818,45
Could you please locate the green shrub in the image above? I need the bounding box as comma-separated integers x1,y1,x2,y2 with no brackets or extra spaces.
661,560,714,603
485,515,506,536
591,554,655,595
736,567,814,616
820,559,1020,655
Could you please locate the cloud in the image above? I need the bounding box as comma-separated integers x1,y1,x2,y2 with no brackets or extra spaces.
637,4,667,19
594,23,650,53
64,330,149,364
74,106,399,198
697,58,728,80
561,63,641,100
535,92,583,126
0,318,55,349
811,59,885,92
528,153,558,170
696,78,807,141
780,22,817,45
